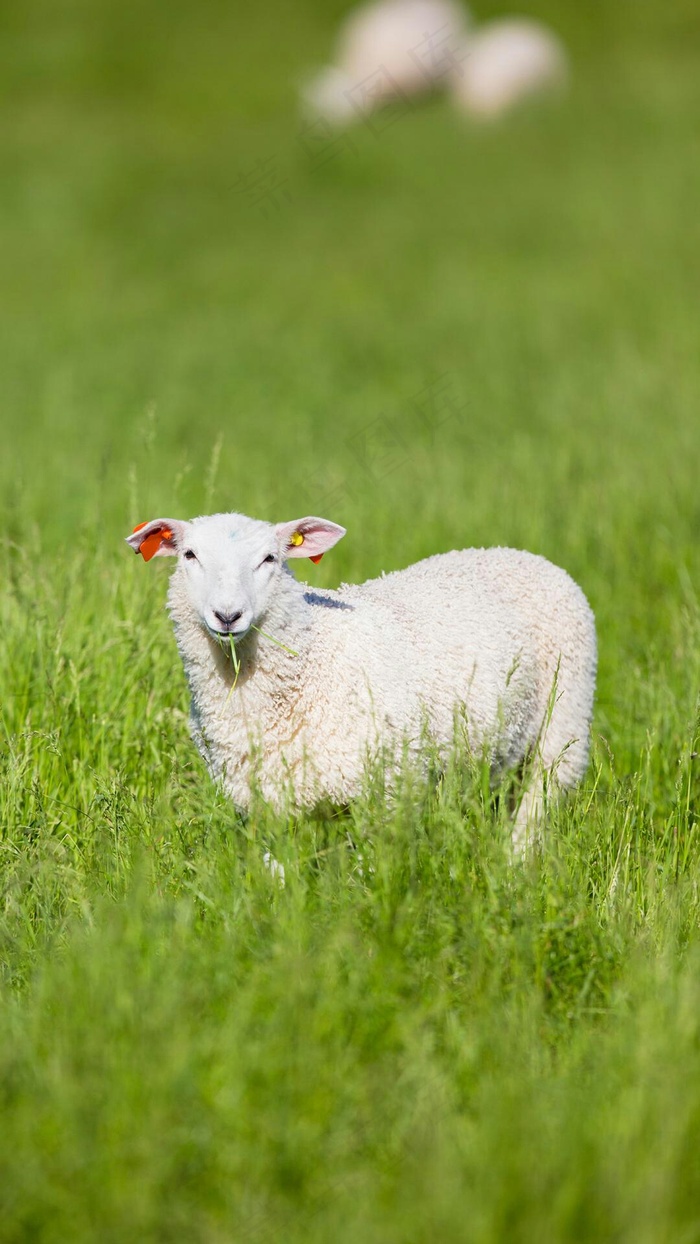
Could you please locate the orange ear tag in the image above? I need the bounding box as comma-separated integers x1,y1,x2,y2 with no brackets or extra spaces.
309,554,323,564
138,527,172,562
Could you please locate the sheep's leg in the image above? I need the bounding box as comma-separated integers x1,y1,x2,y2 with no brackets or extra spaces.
511,758,550,854
511,667,591,856
263,852,286,887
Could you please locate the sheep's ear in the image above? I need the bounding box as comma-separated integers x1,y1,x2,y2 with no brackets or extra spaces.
275,516,346,564
125,518,184,562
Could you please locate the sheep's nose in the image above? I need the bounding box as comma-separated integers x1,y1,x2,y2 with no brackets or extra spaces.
214,609,243,630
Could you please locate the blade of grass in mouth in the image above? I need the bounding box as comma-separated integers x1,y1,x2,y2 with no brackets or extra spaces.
220,635,241,712
251,625,298,657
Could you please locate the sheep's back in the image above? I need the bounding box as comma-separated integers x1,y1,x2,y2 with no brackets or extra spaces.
332,547,594,760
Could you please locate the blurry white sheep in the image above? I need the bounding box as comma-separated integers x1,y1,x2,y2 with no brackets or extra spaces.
302,0,470,125
450,18,568,119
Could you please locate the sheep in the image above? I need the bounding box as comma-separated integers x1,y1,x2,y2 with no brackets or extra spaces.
449,18,569,119
301,0,470,126
125,512,596,848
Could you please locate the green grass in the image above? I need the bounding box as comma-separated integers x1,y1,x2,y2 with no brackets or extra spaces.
2,0,700,1238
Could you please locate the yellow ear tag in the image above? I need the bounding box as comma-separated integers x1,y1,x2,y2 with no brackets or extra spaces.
290,531,304,546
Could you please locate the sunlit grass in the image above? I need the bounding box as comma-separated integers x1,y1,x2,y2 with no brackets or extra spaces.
1,0,700,1238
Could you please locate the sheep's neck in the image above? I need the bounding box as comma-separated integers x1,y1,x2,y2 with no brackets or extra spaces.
170,574,313,721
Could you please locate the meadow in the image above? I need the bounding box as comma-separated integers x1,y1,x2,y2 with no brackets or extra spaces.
1,0,700,1238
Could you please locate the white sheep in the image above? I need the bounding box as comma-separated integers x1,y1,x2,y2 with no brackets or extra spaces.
449,18,569,119
126,512,596,847
301,0,470,126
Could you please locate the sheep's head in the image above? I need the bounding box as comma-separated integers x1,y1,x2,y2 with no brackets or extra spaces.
125,512,345,641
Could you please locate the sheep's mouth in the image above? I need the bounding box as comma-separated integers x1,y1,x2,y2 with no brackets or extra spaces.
206,623,250,643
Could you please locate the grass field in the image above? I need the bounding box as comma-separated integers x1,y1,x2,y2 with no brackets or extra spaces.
1,0,700,1238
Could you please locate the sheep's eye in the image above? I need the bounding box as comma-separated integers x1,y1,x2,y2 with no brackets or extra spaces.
184,549,197,561
264,553,276,564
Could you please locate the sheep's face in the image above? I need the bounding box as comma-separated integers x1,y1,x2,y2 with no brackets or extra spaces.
126,511,346,642
173,514,282,641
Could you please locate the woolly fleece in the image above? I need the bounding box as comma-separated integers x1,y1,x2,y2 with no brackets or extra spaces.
128,511,597,839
